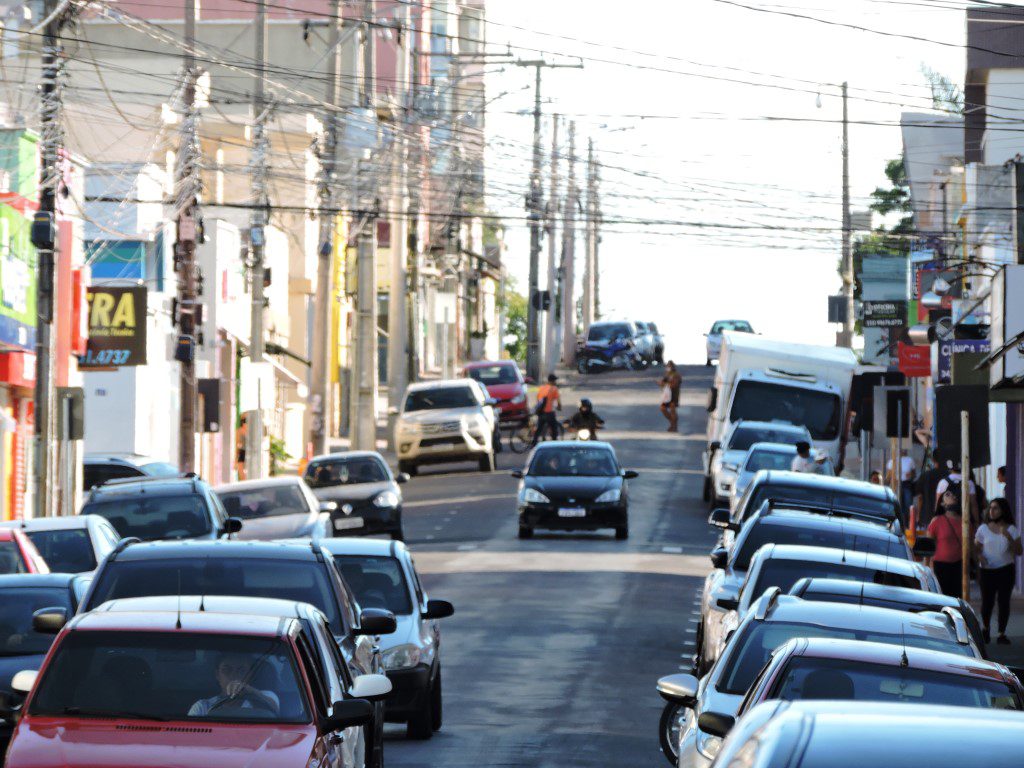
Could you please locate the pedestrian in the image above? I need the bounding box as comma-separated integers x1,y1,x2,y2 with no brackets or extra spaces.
886,449,916,517
236,414,248,481
659,361,681,432
870,470,883,485
791,442,825,473
532,373,562,445
935,462,980,524
913,449,946,528
927,488,971,598
975,497,1022,645
998,465,1007,497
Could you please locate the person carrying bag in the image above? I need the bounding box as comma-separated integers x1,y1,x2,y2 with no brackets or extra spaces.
975,498,1023,645
927,488,971,598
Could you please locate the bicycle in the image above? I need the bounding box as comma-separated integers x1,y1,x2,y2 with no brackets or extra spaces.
509,415,564,453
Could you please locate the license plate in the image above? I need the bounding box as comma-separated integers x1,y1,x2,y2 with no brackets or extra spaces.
558,508,587,518
334,517,364,530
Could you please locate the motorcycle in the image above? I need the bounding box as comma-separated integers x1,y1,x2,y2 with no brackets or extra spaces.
576,337,640,374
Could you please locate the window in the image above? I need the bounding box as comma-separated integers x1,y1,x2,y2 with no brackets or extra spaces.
304,457,389,488
0,541,26,574
732,522,898,571
749,560,920,602
217,485,310,520
0,587,74,655
711,320,754,334
26,529,97,573
80,495,212,541
528,446,618,477
728,427,806,452
404,386,478,412
587,323,632,342
83,464,143,490
466,364,519,386
744,450,796,473
729,381,841,441
294,633,328,716
333,555,413,615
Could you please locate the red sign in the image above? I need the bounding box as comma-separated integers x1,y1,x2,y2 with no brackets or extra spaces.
70,268,88,356
898,343,930,378
0,351,36,389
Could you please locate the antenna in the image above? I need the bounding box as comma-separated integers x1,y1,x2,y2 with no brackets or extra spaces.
199,594,206,612
840,520,847,563
175,570,182,630
899,621,909,668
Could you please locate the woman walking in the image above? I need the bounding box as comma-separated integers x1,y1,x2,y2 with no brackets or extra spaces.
927,488,970,598
659,361,681,433
975,498,1022,644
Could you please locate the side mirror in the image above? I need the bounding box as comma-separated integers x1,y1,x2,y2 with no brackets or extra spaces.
396,473,410,484
656,673,699,707
510,470,523,479
349,673,393,702
11,670,37,695
424,599,455,620
709,441,721,452
220,517,243,536
912,537,937,558
708,508,739,531
485,397,499,406
319,501,339,513
697,711,735,739
356,608,397,636
32,606,68,635
716,597,739,611
710,546,728,570
326,698,374,730
622,470,639,480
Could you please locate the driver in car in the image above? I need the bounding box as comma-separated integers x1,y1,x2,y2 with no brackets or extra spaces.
188,653,280,717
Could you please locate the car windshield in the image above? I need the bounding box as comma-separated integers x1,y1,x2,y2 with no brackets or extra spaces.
466,365,518,386
30,631,310,724
729,427,805,452
719,620,970,695
333,555,412,616
529,446,618,477
140,462,181,477
743,487,895,523
730,381,841,441
745,450,796,473
749,560,921,603
0,541,27,574
0,587,73,656
85,558,342,635
733,522,898,571
711,321,753,334
305,457,388,488
587,324,631,342
773,657,1020,709
26,529,97,573
404,386,477,412
217,485,309,520
80,495,211,541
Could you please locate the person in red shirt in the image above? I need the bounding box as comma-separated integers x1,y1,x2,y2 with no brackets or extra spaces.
927,488,972,597
532,374,562,445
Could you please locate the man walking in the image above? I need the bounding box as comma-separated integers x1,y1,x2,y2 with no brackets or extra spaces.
533,373,562,445
659,361,681,432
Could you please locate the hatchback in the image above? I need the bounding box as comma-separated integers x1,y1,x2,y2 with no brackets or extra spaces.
0,516,120,574
304,452,407,540
215,476,330,541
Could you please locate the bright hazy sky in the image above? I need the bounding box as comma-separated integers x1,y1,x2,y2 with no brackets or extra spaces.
481,0,967,362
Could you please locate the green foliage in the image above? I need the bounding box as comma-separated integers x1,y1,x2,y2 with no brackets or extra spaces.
499,277,527,363
269,435,291,476
921,65,964,115
850,155,914,303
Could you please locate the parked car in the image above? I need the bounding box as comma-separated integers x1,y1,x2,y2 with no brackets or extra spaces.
215,476,330,541
82,453,179,490
730,442,834,502
304,452,408,541
0,574,85,755
76,539,397,768
463,360,530,427
708,701,1024,768
394,379,498,476
2,607,390,768
700,505,917,673
633,321,656,365
321,538,455,739
577,320,642,373
656,592,978,767
704,319,754,366
0,516,121,574
512,441,638,540
648,321,665,364
0,530,48,575
705,420,813,507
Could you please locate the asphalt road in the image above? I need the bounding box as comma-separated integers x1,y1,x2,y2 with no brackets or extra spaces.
386,365,717,768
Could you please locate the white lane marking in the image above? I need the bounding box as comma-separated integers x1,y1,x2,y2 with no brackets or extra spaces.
426,535,436,540
683,628,697,634
662,546,683,554
686,617,699,624
457,544,477,551
404,494,509,509
433,525,443,531
414,550,709,577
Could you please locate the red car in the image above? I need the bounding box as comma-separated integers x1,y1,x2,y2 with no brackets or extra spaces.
3,608,391,768
0,529,48,575
463,361,529,425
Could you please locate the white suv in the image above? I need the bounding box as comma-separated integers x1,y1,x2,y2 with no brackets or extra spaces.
394,380,497,476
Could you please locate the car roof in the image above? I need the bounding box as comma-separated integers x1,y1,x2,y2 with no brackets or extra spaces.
0,573,79,589
308,450,386,464
753,508,899,541
792,577,960,609
760,594,955,636
70,609,293,637
95,595,326,621
730,420,808,433
532,440,614,451
463,360,517,369
110,539,320,562
86,476,207,496
745,442,798,455
753,544,919,575
405,379,476,393
83,454,167,467
752,470,897,500
318,537,405,558
214,476,304,492
0,515,104,532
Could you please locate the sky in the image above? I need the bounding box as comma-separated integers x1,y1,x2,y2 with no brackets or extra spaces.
478,0,968,363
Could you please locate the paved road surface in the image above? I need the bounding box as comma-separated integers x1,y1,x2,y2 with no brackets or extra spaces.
385,365,716,768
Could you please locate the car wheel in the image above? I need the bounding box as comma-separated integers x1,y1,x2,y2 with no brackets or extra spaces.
518,525,533,539
705,358,712,367
406,686,434,740
398,461,418,477
478,452,495,473
701,476,712,502
577,358,588,374
615,525,629,540
431,666,443,731
659,701,686,766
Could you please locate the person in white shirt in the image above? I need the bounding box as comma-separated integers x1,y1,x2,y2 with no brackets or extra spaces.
188,653,281,718
935,465,980,522
975,498,1023,645
790,442,825,474
886,450,916,514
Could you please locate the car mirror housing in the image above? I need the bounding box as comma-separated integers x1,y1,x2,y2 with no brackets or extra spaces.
396,472,410,484
357,608,397,636
709,441,721,452
326,698,374,730
697,711,735,739
11,670,37,695
349,674,393,702
912,536,937,558
622,470,639,480
32,606,68,635
710,546,728,570
656,673,699,707
708,508,738,531
424,599,455,620
716,597,739,611
220,517,243,536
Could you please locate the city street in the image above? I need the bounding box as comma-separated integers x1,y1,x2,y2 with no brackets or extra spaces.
387,366,717,767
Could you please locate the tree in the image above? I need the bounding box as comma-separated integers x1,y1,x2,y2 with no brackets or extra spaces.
498,276,527,362
921,65,964,115
851,155,913,302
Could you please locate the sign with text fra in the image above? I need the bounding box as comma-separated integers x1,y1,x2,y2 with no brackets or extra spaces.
81,286,147,367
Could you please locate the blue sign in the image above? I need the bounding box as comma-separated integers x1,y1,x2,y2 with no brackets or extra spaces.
935,339,991,384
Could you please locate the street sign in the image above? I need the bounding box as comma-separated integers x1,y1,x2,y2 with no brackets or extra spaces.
935,338,991,384
863,300,907,328
897,342,930,378
80,286,148,368
872,385,911,439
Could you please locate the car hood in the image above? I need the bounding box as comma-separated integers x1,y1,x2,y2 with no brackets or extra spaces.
400,407,479,425
376,613,418,652
526,476,620,501
7,717,315,768
484,383,524,400
312,481,392,503
234,513,317,541
0,654,46,694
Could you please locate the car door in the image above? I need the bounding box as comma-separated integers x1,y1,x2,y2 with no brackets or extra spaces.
311,614,366,768
294,632,349,768
403,553,438,666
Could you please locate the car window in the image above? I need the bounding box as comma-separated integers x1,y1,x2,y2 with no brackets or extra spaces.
139,462,181,477
83,464,143,490
528,446,618,477
587,323,631,342
80,495,212,541
294,632,328,716
749,560,921,602
217,485,310,520
305,457,389,488
745,450,796,473
0,540,27,574
30,631,310,723
0,586,74,655
333,555,413,615
26,529,97,573
323,553,357,632
466,365,519,385
732,521,898,571
315,614,353,688
408,556,425,608
711,321,754,334
728,427,806,452
404,386,478,412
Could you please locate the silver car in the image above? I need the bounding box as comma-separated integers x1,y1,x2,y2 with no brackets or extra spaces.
214,476,331,540
704,319,754,366
730,442,834,504
0,515,121,573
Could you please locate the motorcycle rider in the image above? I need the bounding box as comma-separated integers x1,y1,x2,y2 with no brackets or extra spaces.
566,398,605,439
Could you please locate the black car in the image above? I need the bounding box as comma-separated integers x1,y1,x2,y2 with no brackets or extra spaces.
82,454,179,490
0,574,85,755
79,476,242,542
77,539,397,768
512,441,638,540
304,451,408,541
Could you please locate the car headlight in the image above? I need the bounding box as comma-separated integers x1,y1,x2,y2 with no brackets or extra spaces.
373,491,400,508
511,393,526,405
382,643,421,670
696,726,722,760
522,487,550,504
595,488,621,503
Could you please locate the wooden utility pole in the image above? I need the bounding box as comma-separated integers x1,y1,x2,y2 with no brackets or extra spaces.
961,411,971,601
582,138,596,336
839,81,854,348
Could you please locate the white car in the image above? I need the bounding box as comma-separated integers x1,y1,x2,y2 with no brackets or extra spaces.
394,379,498,476
214,476,331,541
704,319,754,366
706,421,812,507
0,515,121,573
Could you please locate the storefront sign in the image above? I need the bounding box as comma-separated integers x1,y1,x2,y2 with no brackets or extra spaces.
935,338,991,385
0,350,35,389
863,300,907,328
897,342,930,378
80,286,147,367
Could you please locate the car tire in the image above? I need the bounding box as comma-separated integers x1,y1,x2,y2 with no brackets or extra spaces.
406,687,434,740
577,358,588,374
431,667,443,731
706,358,712,367
518,525,533,539
478,452,495,473
659,701,685,766
398,461,418,477
615,525,629,540
701,476,712,502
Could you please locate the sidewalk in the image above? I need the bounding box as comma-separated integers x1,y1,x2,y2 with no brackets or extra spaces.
975,593,1024,670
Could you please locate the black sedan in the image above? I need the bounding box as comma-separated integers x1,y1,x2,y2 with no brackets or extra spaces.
304,450,409,541
512,441,638,540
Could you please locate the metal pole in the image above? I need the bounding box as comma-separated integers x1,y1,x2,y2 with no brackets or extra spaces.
543,115,559,375
525,64,543,382
353,215,378,450
593,157,601,320
961,410,971,601
561,121,577,367
840,81,854,348
387,11,409,448
1014,160,1024,264
582,138,595,337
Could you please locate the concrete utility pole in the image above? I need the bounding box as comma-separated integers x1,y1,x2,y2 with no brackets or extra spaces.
839,81,854,349
561,121,578,367
593,160,601,320
543,115,559,375
175,0,201,473
582,138,596,336
309,0,342,458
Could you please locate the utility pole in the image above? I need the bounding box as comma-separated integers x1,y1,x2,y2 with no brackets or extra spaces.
175,0,201,473
582,138,596,336
309,0,342,458
543,115,559,375
593,156,601,320
839,81,854,349
561,121,578,367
